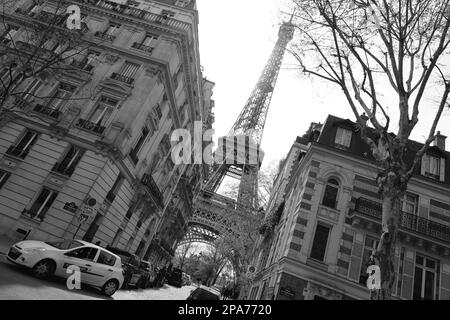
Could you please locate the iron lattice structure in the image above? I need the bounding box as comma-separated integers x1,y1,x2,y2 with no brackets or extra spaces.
182,21,294,252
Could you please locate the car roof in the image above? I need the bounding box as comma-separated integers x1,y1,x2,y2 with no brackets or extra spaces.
197,286,220,296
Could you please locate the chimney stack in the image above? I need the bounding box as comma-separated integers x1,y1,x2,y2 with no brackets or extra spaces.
433,131,447,150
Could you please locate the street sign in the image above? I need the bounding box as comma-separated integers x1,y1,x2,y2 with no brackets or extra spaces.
78,204,95,224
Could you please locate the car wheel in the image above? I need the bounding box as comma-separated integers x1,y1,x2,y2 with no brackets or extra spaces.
102,279,119,297
32,259,56,279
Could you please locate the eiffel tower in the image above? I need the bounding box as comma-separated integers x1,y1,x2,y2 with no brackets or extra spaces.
180,19,295,266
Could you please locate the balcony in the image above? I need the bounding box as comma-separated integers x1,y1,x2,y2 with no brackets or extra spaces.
141,174,164,209
5,146,29,159
33,104,61,119
94,31,116,42
51,162,75,177
75,119,106,134
110,72,134,85
72,0,190,32
131,42,153,54
351,197,450,245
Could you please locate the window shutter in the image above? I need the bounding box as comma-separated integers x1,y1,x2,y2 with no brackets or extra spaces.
440,264,450,300
401,249,414,300
421,154,429,175
439,158,445,182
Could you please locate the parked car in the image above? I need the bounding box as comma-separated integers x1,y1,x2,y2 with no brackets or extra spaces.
105,246,142,289
187,286,221,300
6,239,124,297
166,267,183,287
138,260,157,289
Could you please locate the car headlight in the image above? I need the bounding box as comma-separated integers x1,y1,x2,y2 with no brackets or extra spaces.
22,247,46,253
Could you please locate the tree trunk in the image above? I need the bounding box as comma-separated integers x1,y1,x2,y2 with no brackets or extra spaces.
371,192,402,300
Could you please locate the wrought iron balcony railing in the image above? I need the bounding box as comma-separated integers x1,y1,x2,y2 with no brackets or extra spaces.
51,162,75,177
110,72,134,85
5,146,30,159
354,197,450,244
131,42,153,53
72,0,190,31
33,104,61,119
141,174,164,208
94,31,116,42
75,119,106,134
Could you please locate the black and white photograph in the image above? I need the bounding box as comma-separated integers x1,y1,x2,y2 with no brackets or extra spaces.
0,0,449,305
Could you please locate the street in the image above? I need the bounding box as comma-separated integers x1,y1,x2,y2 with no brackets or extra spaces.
0,255,195,300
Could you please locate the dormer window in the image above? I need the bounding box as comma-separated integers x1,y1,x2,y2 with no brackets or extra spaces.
334,127,352,149
421,153,445,181
175,0,191,7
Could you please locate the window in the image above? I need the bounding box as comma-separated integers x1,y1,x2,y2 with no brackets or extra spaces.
402,193,419,215
359,236,379,285
106,22,121,35
21,78,42,101
0,170,11,189
67,247,98,261
97,250,116,266
132,33,158,52
129,126,150,165
161,9,175,17
88,96,119,126
106,173,124,203
28,188,58,220
126,236,135,251
0,24,19,44
47,83,76,111
45,240,83,250
334,127,352,148
111,61,139,84
422,154,441,179
7,130,39,159
175,0,191,7
413,254,439,300
135,240,145,256
43,38,59,52
322,178,339,209
310,223,331,261
53,145,83,176
111,228,123,247
73,50,100,71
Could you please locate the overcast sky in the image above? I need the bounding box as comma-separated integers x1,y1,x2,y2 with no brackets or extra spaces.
196,0,450,170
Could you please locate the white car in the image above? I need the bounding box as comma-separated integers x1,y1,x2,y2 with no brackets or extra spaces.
7,239,124,297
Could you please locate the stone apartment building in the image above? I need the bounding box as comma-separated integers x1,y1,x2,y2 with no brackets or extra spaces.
0,0,214,267
249,115,450,300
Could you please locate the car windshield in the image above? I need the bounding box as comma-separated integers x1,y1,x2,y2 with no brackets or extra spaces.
45,240,83,250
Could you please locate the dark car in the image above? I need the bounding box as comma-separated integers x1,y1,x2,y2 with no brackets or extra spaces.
187,286,221,300
105,246,142,289
166,267,183,288
138,260,157,289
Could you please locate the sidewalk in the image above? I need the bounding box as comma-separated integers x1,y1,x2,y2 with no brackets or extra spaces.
0,234,15,255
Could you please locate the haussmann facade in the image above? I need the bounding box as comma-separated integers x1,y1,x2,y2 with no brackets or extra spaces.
0,0,214,267
249,115,450,300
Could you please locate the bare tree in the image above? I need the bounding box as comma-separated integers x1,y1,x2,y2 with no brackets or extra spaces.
0,0,99,124
287,0,450,299
174,242,196,270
